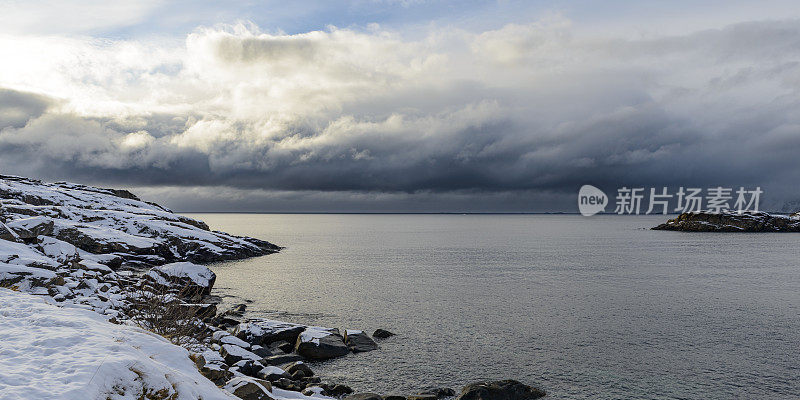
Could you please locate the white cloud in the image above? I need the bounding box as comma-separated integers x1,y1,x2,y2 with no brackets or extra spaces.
0,18,799,209
0,0,163,35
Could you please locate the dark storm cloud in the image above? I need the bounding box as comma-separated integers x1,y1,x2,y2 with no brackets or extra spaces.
1,19,800,211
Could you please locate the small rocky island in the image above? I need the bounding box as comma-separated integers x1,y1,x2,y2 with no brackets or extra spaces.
0,175,546,400
652,211,800,232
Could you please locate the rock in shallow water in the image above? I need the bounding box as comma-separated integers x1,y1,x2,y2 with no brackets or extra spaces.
458,380,545,400
344,329,378,352
373,328,396,338
295,328,350,360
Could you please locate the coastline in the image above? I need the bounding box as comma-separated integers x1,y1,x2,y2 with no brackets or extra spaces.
0,175,545,400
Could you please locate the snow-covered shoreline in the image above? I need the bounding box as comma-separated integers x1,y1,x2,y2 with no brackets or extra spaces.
0,175,546,400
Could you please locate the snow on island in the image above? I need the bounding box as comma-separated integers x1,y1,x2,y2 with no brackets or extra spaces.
652,211,800,232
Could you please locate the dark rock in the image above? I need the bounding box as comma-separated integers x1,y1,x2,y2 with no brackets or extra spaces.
257,366,292,381
269,340,295,354
458,380,545,400
194,351,232,385
373,329,396,338
418,388,456,398
330,384,355,396
225,377,272,400
235,320,306,346
230,303,247,316
385,396,407,400
295,329,350,360
344,329,378,352
284,361,314,377
347,393,383,400
408,395,438,400
653,211,800,232
261,354,304,366
292,370,307,380
220,344,262,365
250,345,272,358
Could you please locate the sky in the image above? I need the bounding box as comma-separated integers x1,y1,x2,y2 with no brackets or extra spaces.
1,0,800,212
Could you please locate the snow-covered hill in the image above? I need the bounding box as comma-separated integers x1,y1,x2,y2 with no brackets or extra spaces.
0,174,279,269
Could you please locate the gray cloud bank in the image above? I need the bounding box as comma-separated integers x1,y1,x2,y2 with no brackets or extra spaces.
1,19,800,211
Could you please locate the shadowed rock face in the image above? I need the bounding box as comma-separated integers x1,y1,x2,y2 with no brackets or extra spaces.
0,175,280,269
652,211,800,232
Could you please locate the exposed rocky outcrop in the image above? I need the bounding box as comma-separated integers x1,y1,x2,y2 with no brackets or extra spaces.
0,175,280,269
373,328,396,338
295,327,351,360
652,211,800,232
458,380,546,400
344,329,378,352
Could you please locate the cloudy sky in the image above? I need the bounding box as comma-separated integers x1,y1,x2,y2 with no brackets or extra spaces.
1,0,800,212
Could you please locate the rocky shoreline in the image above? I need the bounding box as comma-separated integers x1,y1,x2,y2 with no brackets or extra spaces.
652,211,800,232
0,175,546,400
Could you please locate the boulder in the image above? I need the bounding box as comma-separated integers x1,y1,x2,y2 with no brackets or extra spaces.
5,216,54,240
283,361,314,377
232,359,263,377
261,353,304,366
36,236,79,264
295,328,350,360
268,340,295,354
214,330,252,349
193,350,232,385
344,329,378,352
220,344,263,365
458,380,545,400
417,388,456,398
257,365,292,381
234,319,306,346
347,393,384,400
146,262,216,296
329,384,354,396
224,377,272,400
373,329,396,338
250,345,271,358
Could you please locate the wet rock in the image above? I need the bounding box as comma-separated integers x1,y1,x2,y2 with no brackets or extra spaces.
344,329,378,352
284,361,314,377
295,328,350,360
373,329,396,338
458,380,546,400
230,303,247,315
347,393,384,400
417,387,456,398
330,384,355,396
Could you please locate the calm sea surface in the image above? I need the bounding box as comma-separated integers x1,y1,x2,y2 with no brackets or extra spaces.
186,214,800,399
